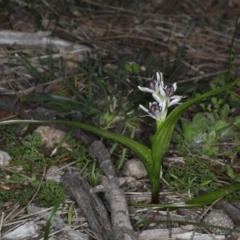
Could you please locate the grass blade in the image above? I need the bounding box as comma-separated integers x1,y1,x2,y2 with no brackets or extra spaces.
44,189,65,240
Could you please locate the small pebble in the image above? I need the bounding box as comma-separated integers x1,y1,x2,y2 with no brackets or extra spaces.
123,159,147,179
203,209,234,235
0,150,11,166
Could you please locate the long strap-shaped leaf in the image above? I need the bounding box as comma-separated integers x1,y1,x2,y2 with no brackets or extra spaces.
186,183,240,205
0,119,152,165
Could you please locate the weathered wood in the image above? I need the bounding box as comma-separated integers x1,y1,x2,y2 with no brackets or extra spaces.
138,228,225,240
1,221,39,240
62,171,112,240
0,30,90,56
89,140,117,179
89,141,137,240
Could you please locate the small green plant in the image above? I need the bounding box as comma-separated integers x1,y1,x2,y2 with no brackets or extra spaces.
226,165,240,183
173,83,240,157
170,163,240,202
33,181,65,207
0,181,64,207
124,62,141,74
200,75,240,112
3,132,52,173
23,80,136,130
43,189,65,240
165,157,217,199
16,49,57,83
0,127,87,208
1,72,240,203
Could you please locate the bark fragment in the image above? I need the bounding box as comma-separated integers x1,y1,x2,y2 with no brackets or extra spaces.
89,140,137,240
62,171,112,240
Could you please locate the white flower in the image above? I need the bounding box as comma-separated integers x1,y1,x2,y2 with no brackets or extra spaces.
138,71,183,121
138,72,182,105
138,72,164,94
153,92,182,108
139,97,167,120
168,95,182,107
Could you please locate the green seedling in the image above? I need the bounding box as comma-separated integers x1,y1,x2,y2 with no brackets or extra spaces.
124,62,141,74
43,189,65,240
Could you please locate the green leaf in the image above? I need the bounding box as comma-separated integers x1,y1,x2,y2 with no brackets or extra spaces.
44,189,65,240
186,184,240,205
211,97,217,105
0,119,153,168
233,116,240,127
226,166,235,179
68,202,75,225
208,130,217,142
181,113,210,143
220,104,230,118
124,62,140,74
200,180,213,186
209,82,216,90
22,93,100,115
236,77,240,87
209,120,229,132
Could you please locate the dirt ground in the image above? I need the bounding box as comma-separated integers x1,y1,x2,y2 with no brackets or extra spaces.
1,0,240,239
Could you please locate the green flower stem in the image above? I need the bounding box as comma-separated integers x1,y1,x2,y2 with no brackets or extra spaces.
149,176,160,204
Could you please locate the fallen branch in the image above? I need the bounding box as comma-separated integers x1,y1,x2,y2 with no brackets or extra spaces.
89,140,137,240
0,30,90,61
62,171,112,240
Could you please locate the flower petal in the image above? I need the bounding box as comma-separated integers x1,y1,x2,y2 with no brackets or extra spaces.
156,72,163,82
138,86,155,93
141,105,157,120
159,87,166,98
168,96,182,107
139,104,150,114
152,93,164,104
139,101,167,120
172,82,177,92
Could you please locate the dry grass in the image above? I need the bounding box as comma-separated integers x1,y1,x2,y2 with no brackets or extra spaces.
0,0,239,93
1,0,240,239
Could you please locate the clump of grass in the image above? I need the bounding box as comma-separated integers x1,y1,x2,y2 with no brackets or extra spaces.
0,181,64,208
165,157,217,199
0,125,96,208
